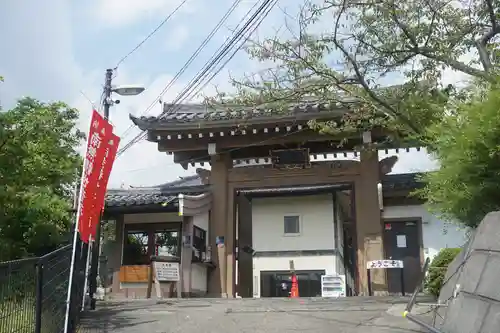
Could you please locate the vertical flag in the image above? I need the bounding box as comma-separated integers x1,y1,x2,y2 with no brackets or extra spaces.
78,110,112,243
86,133,120,241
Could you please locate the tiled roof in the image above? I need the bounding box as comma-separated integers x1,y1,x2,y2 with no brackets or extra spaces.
382,172,425,190
105,175,208,208
105,189,177,208
129,101,357,128
105,172,424,208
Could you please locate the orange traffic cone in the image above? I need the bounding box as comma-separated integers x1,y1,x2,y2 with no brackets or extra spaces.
290,274,299,298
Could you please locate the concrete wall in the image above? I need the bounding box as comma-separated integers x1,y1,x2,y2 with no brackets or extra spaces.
251,194,337,297
437,212,500,333
383,205,468,261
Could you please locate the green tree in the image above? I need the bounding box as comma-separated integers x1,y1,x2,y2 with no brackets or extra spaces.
425,248,462,297
208,0,499,142
0,97,85,260
416,85,500,228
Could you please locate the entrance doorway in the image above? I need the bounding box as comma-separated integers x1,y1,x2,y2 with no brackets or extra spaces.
383,220,422,294
260,270,325,297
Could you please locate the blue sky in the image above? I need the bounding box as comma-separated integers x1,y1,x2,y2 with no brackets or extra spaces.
0,0,441,188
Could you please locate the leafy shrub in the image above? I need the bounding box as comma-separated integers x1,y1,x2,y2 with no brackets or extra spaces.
425,247,462,297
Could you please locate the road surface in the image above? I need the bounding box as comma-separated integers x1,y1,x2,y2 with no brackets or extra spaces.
78,296,434,333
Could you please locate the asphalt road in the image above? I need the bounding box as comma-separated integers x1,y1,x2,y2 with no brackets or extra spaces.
78,297,434,333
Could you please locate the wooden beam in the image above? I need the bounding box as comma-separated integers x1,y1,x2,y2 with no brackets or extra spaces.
172,140,362,164
157,130,365,152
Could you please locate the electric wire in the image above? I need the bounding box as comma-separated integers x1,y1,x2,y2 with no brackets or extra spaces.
118,0,245,139
114,0,190,69
118,0,262,143
117,0,273,154
162,0,277,117
117,0,277,157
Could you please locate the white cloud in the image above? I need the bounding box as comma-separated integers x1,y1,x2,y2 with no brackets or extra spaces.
165,25,190,51
93,0,197,28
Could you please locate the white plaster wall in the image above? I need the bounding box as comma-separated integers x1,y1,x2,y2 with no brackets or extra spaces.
191,212,209,293
251,194,337,297
191,263,207,292
193,211,209,240
383,205,469,262
252,194,335,252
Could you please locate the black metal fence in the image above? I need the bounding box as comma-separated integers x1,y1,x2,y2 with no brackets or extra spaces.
0,240,88,333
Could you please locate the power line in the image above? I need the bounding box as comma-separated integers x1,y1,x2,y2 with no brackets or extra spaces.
117,0,278,156
159,0,277,118
114,0,190,69
118,0,246,140
177,0,278,112
163,0,277,117
118,0,275,154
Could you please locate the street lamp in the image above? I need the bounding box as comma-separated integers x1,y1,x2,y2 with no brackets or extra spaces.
112,84,145,96
88,69,145,311
102,69,145,119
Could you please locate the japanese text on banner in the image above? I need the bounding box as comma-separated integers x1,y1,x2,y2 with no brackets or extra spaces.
78,110,112,243
86,133,120,241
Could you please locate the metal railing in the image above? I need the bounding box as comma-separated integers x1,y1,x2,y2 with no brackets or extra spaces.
0,241,88,333
403,257,444,333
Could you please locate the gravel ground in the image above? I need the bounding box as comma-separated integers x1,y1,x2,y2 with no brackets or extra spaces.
77,296,435,333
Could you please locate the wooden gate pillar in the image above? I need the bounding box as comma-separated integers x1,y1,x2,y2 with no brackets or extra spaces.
208,153,234,297
355,148,387,295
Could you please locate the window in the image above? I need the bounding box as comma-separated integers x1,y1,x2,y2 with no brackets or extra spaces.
122,223,181,266
154,230,180,257
122,231,149,265
192,226,207,262
284,215,300,235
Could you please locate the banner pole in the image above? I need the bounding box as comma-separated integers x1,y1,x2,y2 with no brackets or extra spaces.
81,235,93,311
63,164,86,333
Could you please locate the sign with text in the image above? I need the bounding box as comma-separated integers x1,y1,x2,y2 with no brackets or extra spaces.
78,110,112,243
154,262,180,282
367,260,404,269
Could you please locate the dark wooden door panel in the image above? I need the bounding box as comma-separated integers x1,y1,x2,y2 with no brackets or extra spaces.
383,221,421,294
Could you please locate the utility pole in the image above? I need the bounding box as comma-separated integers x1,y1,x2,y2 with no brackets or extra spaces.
88,68,113,310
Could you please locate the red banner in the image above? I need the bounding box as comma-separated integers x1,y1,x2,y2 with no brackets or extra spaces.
86,133,120,241
78,110,112,243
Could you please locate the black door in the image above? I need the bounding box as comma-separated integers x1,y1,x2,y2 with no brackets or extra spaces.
383,221,421,294
260,270,325,297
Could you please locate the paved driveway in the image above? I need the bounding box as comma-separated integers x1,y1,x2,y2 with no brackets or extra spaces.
78,297,434,333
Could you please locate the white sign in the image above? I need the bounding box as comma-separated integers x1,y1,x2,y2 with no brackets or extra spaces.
396,235,407,248
321,275,346,298
367,260,404,269
154,262,180,282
